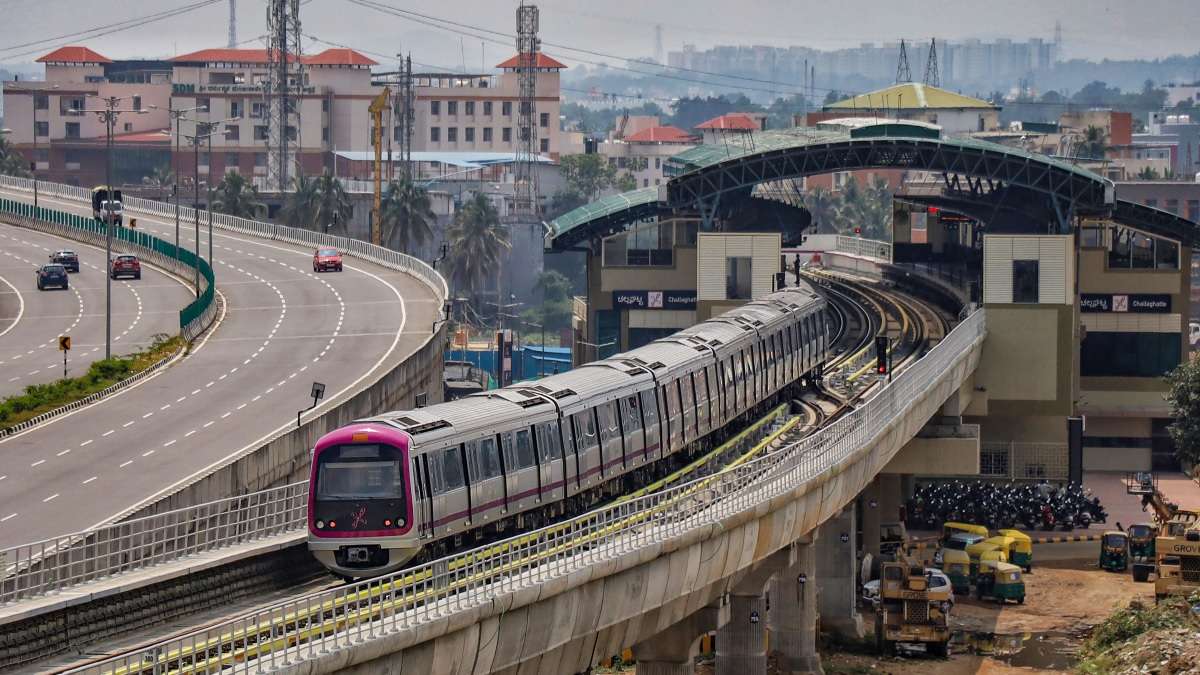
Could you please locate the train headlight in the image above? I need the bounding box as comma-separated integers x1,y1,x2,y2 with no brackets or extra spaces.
315,520,325,529
384,519,393,527
396,517,406,527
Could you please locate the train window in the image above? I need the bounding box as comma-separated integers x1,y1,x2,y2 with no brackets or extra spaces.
514,429,536,468
537,423,561,460
640,390,659,424
471,437,502,479
623,396,643,431
441,446,465,491
574,412,597,447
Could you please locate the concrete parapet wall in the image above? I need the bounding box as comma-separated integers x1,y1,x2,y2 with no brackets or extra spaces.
279,328,984,675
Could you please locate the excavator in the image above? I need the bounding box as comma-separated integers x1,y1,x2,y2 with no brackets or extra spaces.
875,555,952,657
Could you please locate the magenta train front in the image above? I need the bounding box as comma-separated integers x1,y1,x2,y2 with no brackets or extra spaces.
307,422,420,577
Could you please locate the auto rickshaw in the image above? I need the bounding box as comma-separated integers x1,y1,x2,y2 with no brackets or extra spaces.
1128,523,1157,560
997,529,1033,572
965,541,1007,578
943,521,989,543
1099,531,1129,572
939,548,972,595
975,560,1026,604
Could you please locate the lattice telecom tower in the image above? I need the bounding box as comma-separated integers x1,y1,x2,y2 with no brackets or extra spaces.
264,0,303,192
227,0,237,49
895,39,912,83
513,2,540,218
923,38,941,87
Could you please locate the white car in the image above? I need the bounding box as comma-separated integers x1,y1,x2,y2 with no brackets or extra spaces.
862,568,954,607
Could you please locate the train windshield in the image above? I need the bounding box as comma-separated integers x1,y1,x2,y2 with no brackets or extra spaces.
316,444,404,500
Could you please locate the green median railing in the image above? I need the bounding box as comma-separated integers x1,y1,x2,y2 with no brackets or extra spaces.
0,198,216,340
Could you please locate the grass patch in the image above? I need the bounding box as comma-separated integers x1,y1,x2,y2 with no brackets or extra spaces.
1076,594,1195,674
0,333,182,431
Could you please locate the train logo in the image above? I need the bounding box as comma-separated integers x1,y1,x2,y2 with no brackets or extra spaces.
351,505,368,529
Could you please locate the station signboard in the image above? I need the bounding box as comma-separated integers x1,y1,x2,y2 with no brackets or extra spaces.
612,290,698,310
1080,293,1171,313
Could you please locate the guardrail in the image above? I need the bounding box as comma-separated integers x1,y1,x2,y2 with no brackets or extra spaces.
0,175,446,301
834,234,892,262
0,197,216,340
0,483,306,606
64,309,985,675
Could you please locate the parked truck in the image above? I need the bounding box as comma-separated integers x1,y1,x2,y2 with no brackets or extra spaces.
92,186,123,225
1154,512,1200,600
874,556,952,657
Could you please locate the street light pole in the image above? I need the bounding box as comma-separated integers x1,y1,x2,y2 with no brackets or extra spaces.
182,117,238,296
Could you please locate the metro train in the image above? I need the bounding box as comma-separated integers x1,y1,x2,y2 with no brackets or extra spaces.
308,283,832,578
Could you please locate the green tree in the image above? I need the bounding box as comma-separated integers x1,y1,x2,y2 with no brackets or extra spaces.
0,134,30,178
1077,125,1110,160
545,190,587,221
380,175,435,253
444,193,509,298
142,165,175,201
1137,166,1161,180
1166,357,1200,467
520,270,574,340
615,171,638,192
559,153,619,201
279,173,320,229
803,186,837,233
211,170,263,219
313,171,353,236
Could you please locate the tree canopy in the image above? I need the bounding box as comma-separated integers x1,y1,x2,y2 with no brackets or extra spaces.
1166,357,1200,468
211,171,263,219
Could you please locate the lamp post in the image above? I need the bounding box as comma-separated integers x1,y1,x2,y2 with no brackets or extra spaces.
182,117,238,297
150,103,205,255
74,94,147,359
576,339,615,365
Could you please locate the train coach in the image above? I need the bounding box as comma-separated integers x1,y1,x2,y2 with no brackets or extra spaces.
308,283,831,578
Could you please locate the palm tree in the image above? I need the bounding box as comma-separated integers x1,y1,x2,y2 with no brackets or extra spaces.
0,134,30,178
380,175,436,253
143,165,175,201
279,174,320,229
1077,125,1110,160
313,171,353,236
444,193,509,297
211,170,263,219
803,186,836,234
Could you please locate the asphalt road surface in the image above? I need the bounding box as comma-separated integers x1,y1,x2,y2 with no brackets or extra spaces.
0,188,440,547
0,223,190,398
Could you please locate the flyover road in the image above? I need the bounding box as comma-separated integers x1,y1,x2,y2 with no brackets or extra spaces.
0,222,190,398
0,188,440,548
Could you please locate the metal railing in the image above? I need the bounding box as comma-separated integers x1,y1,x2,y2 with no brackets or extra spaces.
64,310,985,675
835,234,892,262
980,441,1069,480
0,483,306,606
0,174,448,302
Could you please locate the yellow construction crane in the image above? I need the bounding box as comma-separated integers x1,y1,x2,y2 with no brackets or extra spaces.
368,87,391,246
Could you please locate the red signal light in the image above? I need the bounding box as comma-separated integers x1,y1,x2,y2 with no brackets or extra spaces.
929,207,940,215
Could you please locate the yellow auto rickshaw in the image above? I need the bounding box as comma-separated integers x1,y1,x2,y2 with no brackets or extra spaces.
942,521,989,544
975,560,1025,604
939,548,971,595
998,529,1033,572
966,541,1007,578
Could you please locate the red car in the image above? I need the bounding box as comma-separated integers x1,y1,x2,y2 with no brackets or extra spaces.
313,247,343,273
109,254,141,280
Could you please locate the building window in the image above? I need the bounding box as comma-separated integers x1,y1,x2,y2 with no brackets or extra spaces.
123,122,132,132
654,157,661,169
430,100,440,115
132,96,142,111
483,101,493,116
1146,198,1158,208
230,101,242,118
254,152,266,167
726,257,753,300
603,220,675,267
447,127,457,142
34,121,48,138
643,178,649,187
1012,260,1039,303
465,127,475,142
225,152,239,169
502,127,512,142
1081,332,1181,377
447,101,457,116
465,101,475,116
430,127,440,142
502,101,512,116
63,97,85,113
322,98,330,112
539,112,549,127
254,125,268,141
33,94,48,110
393,126,403,142
1188,200,1199,222
540,138,549,153
65,122,80,139
225,124,240,141
250,102,266,119
483,127,493,142
1167,199,1179,214
197,97,210,112
285,126,296,141
64,149,82,165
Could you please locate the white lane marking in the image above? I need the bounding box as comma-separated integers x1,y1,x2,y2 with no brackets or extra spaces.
56,449,70,457
191,389,201,395
237,403,247,410
163,439,176,447
142,450,156,457
102,429,115,437
123,420,135,428
202,420,214,428
0,513,16,522
82,476,97,485
160,404,171,411
142,412,153,419
184,430,197,437
221,411,231,419
30,459,45,467
0,271,24,341
42,493,58,503
79,439,92,447
119,460,133,468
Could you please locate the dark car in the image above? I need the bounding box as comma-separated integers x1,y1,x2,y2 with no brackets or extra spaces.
109,254,141,280
49,250,80,273
313,248,343,272
36,264,69,290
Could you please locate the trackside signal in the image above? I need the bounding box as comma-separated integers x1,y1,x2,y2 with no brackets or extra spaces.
875,336,888,375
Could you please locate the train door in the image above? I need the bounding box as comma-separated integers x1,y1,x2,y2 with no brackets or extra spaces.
466,436,504,522
640,389,662,459
620,394,647,464
596,401,624,475
692,371,709,437
663,380,683,454
800,317,811,373
535,422,564,502
430,445,469,535
706,364,721,429
573,411,600,485
559,416,581,495
678,377,694,445
501,429,539,512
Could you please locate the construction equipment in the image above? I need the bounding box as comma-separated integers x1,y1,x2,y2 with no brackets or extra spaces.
367,87,390,246
1154,512,1200,600
874,556,952,657
1125,471,1177,524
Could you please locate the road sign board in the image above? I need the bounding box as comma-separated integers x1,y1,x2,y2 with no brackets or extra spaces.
58,335,71,351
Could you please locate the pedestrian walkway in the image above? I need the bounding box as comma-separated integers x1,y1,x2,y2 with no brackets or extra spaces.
1156,472,1200,511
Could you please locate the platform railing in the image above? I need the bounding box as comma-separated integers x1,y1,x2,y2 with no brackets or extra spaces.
0,482,307,606
63,309,985,675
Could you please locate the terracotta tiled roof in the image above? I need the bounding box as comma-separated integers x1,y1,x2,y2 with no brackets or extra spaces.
495,52,567,69
37,46,112,64
170,48,377,66
623,126,697,143
695,113,759,130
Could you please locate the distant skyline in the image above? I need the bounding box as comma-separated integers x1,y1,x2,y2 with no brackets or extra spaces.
2,0,1197,73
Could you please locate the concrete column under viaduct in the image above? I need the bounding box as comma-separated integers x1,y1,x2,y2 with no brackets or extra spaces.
768,538,822,675
815,504,863,639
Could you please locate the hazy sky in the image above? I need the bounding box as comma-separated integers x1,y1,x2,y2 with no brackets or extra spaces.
2,0,1197,71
